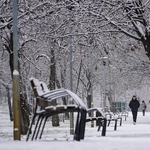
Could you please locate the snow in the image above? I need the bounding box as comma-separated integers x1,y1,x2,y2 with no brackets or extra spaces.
103,57,108,59
36,54,50,62
13,70,19,76
66,90,87,109
40,82,50,93
0,106,150,150
136,22,145,39
14,128,18,131
30,78,44,96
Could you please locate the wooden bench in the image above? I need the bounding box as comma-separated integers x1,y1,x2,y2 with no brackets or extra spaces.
104,109,122,131
26,78,86,141
116,109,128,121
86,108,107,136
26,78,107,141
40,81,107,137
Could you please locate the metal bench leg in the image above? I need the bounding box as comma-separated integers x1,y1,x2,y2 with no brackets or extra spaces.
120,118,122,126
74,110,81,141
31,115,41,140
39,115,49,139
77,110,84,141
79,110,84,140
35,115,44,140
97,119,102,131
26,114,37,141
108,120,111,126
114,120,117,131
80,110,86,140
76,109,86,141
102,118,107,136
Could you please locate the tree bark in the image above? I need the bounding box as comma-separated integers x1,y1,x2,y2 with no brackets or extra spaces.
75,59,82,93
141,32,150,58
50,45,59,127
56,78,69,120
6,85,13,121
20,92,30,135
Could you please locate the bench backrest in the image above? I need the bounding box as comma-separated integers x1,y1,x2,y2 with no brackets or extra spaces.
30,77,87,110
40,82,50,93
30,78,44,97
40,80,87,109
30,78,48,107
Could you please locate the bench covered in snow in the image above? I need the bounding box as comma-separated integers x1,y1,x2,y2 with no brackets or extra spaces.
26,78,107,141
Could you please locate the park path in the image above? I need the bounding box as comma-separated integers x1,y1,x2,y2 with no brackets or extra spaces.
85,111,150,138
0,105,150,150
0,106,13,141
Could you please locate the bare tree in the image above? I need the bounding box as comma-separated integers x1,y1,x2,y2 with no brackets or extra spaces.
98,0,150,58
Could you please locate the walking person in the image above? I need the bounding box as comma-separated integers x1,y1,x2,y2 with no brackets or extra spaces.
141,101,147,116
129,95,140,125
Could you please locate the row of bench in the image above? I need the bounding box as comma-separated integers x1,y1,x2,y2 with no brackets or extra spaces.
26,78,128,141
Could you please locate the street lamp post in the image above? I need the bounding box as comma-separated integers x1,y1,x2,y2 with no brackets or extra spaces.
103,60,106,110
67,4,74,135
109,65,116,113
90,41,94,127
12,0,21,140
114,81,116,113
97,57,107,110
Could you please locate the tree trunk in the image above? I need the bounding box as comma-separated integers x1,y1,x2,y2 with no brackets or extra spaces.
141,32,150,58
86,76,92,116
87,94,91,109
108,91,112,110
59,64,70,120
56,78,69,120
75,59,82,93
50,46,59,127
6,85,13,121
8,32,13,79
87,94,92,117
20,92,30,135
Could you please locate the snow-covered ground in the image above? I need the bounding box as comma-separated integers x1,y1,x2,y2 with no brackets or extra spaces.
0,105,150,150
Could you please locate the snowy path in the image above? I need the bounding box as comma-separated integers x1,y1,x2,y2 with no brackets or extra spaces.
0,106,150,150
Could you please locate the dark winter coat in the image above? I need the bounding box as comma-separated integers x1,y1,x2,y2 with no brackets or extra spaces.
129,98,140,112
